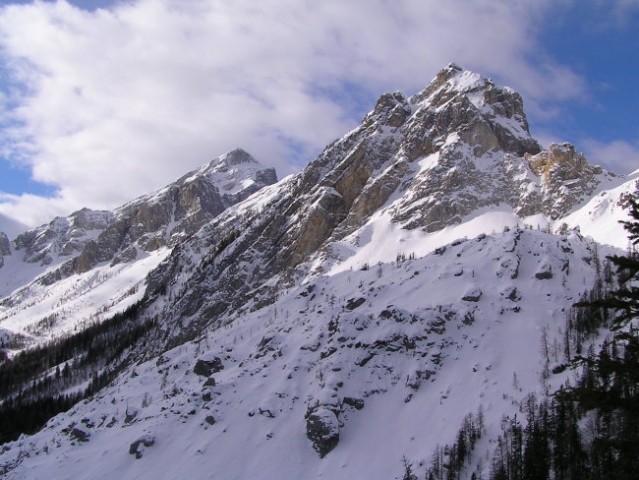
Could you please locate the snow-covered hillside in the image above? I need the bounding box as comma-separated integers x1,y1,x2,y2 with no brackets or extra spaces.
0,229,611,480
0,149,276,351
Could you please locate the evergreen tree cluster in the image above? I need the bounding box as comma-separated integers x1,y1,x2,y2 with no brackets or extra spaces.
489,330,639,480
421,189,639,480
489,191,639,480
0,301,155,444
426,409,485,480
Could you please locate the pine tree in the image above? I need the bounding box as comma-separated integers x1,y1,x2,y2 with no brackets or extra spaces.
566,187,639,479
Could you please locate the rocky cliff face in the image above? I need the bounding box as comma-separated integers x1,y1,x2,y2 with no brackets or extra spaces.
9,149,276,287
0,231,10,269
144,65,614,347
524,143,605,218
68,148,277,274
13,209,113,266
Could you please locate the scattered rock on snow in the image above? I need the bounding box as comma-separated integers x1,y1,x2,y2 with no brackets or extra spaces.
124,408,138,424
451,263,463,276
535,263,553,280
342,397,365,410
70,427,90,443
501,286,521,302
345,297,366,310
461,287,482,302
205,415,216,425
129,434,155,459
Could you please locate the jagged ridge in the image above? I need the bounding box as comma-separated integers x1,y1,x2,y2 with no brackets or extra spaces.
143,64,620,346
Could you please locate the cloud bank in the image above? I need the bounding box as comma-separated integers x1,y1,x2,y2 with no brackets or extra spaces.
0,0,624,232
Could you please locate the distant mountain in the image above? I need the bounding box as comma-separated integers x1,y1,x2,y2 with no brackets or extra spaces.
0,65,636,480
0,148,276,345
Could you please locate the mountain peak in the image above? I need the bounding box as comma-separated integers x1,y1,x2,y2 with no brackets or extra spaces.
216,148,258,167
402,64,540,158
0,64,635,480
193,149,277,196
410,63,491,102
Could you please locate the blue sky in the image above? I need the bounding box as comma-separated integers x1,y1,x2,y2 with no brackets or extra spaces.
533,2,639,158
0,0,638,235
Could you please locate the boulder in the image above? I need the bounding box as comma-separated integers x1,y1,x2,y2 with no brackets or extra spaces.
462,287,482,302
70,427,90,443
305,406,339,458
194,357,224,377
345,298,366,311
129,434,155,459
205,415,216,425
535,263,553,280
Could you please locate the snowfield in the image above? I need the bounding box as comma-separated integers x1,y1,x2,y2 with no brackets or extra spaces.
0,228,612,480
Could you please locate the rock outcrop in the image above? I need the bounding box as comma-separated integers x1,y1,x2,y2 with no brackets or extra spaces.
0,231,9,268
0,232,11,257
305,406,340,458
14,149,276,285
193,356,224,377
14,209,113,266
525,143,604,218
129,434,155,459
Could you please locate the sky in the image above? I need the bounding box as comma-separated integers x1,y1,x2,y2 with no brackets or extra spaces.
0,0,637,236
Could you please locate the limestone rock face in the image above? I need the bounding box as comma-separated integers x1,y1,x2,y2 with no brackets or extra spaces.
70,148,276,274
387,66,607,231
525,143,603,218
14,209,113,266
19,149,277,282
406,63,540,159
145,65,615,345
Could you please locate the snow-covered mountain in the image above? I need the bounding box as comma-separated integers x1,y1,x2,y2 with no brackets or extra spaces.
0,149,276,348
0,65,636,479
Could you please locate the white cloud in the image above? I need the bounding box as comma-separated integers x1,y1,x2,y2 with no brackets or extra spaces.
0,0,592,231
581,139,639,175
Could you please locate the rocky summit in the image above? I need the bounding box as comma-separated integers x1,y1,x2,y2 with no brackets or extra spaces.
0,65,637,480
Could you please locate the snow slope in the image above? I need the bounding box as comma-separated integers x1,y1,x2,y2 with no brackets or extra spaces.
0,248,169,349
561,172,639,249
0,229,611,479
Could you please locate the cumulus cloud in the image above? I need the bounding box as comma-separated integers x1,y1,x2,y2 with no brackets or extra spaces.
0,0,590,231
581,139,639,175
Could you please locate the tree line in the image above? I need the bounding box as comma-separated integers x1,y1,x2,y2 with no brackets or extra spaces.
414,188,639,480
0,300,156,444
